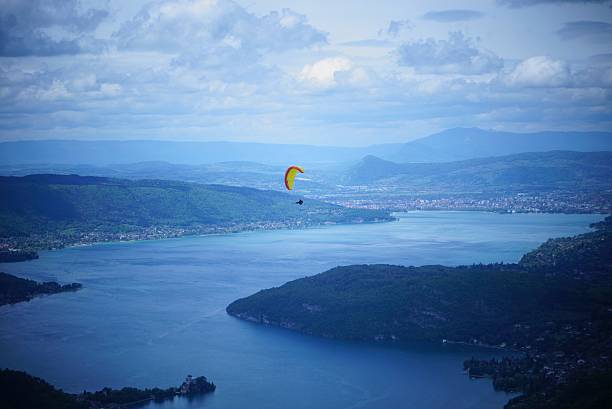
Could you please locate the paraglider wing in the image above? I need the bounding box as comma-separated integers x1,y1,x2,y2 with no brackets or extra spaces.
284,165,304,190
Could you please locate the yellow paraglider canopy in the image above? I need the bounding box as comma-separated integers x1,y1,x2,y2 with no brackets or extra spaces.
284,165,304,190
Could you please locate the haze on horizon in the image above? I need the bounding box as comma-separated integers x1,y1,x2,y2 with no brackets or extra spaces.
1,0,611,146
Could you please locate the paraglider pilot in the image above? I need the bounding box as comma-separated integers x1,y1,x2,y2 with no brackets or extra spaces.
284,165,305,205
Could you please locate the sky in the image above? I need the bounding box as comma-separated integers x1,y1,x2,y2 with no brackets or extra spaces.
0,0,611,146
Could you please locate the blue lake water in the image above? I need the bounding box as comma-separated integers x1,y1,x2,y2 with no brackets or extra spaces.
0,211,603,409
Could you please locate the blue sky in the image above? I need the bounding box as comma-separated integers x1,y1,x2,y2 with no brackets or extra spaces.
0,0,611,145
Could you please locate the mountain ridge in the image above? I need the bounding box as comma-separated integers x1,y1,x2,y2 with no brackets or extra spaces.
344,150,612,192
2,128,611,165
391,128,612,162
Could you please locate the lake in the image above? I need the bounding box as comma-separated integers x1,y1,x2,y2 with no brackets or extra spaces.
0,211,603,409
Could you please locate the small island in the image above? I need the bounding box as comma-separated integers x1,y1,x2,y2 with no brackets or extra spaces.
0,369,216,409
0,272,81,306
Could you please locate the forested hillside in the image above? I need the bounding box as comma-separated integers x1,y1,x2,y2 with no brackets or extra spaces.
0,174,391,249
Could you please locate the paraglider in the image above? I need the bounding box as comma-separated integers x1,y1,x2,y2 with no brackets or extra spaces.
284,165,304,190
284,165,304,205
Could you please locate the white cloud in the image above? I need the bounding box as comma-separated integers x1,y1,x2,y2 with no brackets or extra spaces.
0,1,611,143
112,0,327,74
506,56,571,87
299,57,353,88
69,74,97,92
38,79,71,101
99,83,122,97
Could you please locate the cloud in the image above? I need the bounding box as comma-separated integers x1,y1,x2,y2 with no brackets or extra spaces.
0,0,109,56
505,56,571,87
381,19,412,37
2,50,611,143
113,0,327,72
557,21,612,43
0,62,127,108
498,0,610,7
1,0,611,143
504,55,612,88
298,57,356,88
0,32,81,57
0,32,106,57
396,32,503,74
422,10,484,22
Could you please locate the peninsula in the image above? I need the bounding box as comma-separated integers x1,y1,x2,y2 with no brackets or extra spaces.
0,272,81,306
227,216,612,408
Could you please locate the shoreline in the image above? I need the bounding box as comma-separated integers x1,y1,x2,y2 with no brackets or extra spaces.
3,210,603,264
0,217,395,262
227,311,518,360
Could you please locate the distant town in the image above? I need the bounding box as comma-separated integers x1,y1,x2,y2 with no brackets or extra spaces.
0,217,386,257
318,191,612,214
0,221,318,254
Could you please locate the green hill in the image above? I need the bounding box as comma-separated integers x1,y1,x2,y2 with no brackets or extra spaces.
0,161,332,193
3,150,611,198
0,174,391,248
227,216,612,344
344,151,612,193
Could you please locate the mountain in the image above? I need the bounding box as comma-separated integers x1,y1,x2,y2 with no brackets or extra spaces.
2,128,610,166
5,150,611,195
0,174,392,248
344,151,612,192
343,155,407,184
0,161,284,189
391,128,612,163
0,161,335,193
0,140,402,166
